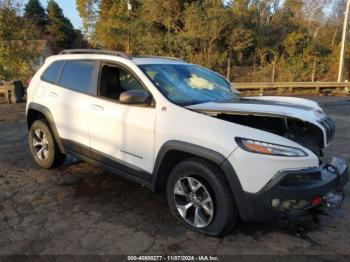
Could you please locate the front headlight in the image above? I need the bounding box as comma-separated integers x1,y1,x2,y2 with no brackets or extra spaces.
235,137,307,157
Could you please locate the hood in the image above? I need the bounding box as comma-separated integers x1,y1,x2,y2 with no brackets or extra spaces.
186,96,334,148
186,96,325,124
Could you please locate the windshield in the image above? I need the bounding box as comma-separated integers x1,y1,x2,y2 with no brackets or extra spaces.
139,64,236,105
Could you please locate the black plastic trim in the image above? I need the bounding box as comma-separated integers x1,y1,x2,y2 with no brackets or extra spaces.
220,158,255,221
27,102,66,154
62,139,153,188
152,141,347,223
151,140,255,221
242,157,349,222
26,106,348,224
153,140,226,180
62,139,92,159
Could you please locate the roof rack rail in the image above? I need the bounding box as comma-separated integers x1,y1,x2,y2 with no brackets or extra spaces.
132,55,184,61
59,49,131,60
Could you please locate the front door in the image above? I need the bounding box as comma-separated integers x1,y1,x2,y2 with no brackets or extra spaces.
88,62,156,174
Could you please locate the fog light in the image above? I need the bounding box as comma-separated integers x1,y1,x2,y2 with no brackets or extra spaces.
271,198,281,208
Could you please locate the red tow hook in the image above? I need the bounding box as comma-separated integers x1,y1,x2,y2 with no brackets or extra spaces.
312,197,322,206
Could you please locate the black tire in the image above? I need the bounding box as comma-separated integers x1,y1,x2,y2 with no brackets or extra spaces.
166,157,238,236
29,119,66,169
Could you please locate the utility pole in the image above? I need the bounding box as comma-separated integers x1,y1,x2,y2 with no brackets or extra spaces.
271,60,276,83
127,0,132,54
312,57,317,82
226,51,231,81
338,0,350,82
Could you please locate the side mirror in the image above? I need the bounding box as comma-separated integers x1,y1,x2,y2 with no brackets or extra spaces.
119,90,151,105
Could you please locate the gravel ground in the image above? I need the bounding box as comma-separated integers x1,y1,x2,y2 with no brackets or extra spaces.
0,97,349,259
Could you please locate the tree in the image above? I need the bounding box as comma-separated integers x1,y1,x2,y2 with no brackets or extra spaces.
330,0,346,46
0,0,38,81
226,27,254,79
283,0,304,22
46,0,76,51
77,0,348,82
178,0,231,70
23,0,47,35
76,0,99,37
93,0,131,50
138,0,193,55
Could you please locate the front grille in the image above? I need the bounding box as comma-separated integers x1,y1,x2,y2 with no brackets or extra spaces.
319,117,335,145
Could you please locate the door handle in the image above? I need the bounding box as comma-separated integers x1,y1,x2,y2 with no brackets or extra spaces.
91,104,104,111
49,92,58,98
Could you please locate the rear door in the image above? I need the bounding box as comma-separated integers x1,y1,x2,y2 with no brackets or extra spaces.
44,59,99,154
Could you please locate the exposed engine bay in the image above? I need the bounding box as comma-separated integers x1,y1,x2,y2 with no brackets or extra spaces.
216,113,327,156
186,96,336,157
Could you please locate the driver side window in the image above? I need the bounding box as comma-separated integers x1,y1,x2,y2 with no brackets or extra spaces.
99,64,144,101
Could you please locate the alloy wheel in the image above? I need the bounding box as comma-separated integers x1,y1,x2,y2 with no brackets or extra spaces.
32,128,49,161
174,176,214,228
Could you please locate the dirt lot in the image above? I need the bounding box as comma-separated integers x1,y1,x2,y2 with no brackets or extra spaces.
0,97,349,258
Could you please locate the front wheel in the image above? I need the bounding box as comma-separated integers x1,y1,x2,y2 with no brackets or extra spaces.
29,119,66,169
166,158,238,236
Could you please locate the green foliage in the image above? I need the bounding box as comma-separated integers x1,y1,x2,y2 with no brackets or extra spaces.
0,0,38,81
47,0,76,51
24,0,47,35
2,0,348,83
0,0,87,81
178,0,231,69
68,0,350,82
76,0,99,35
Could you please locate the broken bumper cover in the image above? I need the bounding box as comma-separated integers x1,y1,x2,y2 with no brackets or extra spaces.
241,157,349,222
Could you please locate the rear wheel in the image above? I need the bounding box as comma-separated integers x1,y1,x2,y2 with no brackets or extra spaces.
166,158,238,236
29,119,66,169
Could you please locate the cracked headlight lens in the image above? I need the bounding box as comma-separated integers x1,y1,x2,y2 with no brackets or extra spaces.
235,137,307,157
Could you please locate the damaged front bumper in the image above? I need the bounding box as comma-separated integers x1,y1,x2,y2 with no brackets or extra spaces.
241,157,349,222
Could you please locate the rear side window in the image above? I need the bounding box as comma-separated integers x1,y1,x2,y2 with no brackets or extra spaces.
59,60,95,94
41,60,65,84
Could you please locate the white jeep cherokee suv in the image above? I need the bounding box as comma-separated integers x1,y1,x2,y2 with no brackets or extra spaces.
26,49,348,236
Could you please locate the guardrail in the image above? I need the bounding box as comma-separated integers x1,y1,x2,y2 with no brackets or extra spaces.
1,81,349,102
233,82,350,94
